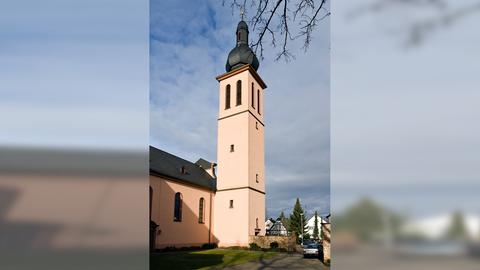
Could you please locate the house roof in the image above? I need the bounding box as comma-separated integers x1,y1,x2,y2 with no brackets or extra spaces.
149,146,216,191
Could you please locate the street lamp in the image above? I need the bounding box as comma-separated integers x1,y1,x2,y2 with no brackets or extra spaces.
300,213,304,246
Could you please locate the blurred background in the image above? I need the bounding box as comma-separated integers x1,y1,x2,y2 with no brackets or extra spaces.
0,0,149,269
332,0,480,269
2,0,480,269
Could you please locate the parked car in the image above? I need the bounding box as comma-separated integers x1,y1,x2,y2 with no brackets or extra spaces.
303,242,321,258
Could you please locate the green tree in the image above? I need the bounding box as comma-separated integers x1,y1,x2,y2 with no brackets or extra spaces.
313,211,320,240
446,210,468,240
289,198,307,243
334,197,404,242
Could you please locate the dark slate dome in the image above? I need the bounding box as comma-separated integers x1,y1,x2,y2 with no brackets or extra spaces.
225,21,259,72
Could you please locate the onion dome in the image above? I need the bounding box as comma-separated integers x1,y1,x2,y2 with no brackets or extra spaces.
225,21,260,72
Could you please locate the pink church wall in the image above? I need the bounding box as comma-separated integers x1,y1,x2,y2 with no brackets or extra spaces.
0,173,147,250
214,67,267,247
213,189,250,246
249,189,266,236
150,175,214,248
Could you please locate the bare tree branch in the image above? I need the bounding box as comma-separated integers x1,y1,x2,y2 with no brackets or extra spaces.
224,0,330,61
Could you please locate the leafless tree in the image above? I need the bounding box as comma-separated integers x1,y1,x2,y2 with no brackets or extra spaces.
224,0,330,61
348,0,480,47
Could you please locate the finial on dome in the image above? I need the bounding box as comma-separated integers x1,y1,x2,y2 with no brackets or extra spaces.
240,6,245,21
225,18,260,72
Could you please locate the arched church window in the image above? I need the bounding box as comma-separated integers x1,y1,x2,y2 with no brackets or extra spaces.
257,89,260,114
251,83,255,108
225,84,231,109
174,192,182,222
236,80,242,106
199,197,205,223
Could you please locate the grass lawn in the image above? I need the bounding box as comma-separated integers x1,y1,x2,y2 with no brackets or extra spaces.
150,249,279,270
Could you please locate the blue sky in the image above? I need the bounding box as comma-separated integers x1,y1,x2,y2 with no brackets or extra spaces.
150,0,330,218
332,0,480,218
0,0,149,150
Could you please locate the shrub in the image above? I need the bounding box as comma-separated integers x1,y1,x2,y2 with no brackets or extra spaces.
201,243,218,249
162,246,177,252
179,246,200,251
270,241,279,249
249,243,261,250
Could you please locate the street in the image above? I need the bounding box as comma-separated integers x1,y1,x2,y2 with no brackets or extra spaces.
221,253,329,270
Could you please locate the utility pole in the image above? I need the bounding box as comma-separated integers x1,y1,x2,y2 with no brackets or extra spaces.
300,212,304,246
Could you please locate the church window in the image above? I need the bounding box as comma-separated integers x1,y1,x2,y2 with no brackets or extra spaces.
230,144,234,152
256,218,259,229
257,89,260,114
251,83,255,108
225,84,231,109
199,197,205,223
174,192,183,222
236,80,242,106
255,122,258,130
229,200,234,208
256,174,259,183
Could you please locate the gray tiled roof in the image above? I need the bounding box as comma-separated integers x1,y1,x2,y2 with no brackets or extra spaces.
149,146,216,191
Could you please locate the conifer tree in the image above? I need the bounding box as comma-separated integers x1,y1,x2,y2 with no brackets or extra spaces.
313,210,320,240
279,211,289,231
446,210,468,240
290,198,307,243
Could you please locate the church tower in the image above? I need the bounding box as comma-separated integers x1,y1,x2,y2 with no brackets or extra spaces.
213,20,267,246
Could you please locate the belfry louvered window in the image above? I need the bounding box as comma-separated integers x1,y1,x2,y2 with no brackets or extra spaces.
257,89,260,114
251,83,255,108
225,84,231,109
236,80,242,106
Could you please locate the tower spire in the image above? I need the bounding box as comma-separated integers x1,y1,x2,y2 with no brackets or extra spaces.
225,18,259,72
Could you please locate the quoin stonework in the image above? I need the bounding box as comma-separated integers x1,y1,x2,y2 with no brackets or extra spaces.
150,19,267,249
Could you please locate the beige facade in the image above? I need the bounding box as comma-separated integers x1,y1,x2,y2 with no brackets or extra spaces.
150,175,214,248
0,172,147,250
150,64,268,248
214,65,267,247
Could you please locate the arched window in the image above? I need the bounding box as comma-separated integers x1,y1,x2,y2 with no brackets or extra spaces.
256,218,259,229
174,192,182,222
236,80,242,106
225,84,231,109
251,83,255,108
257,89,260,114
198,198,205,223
